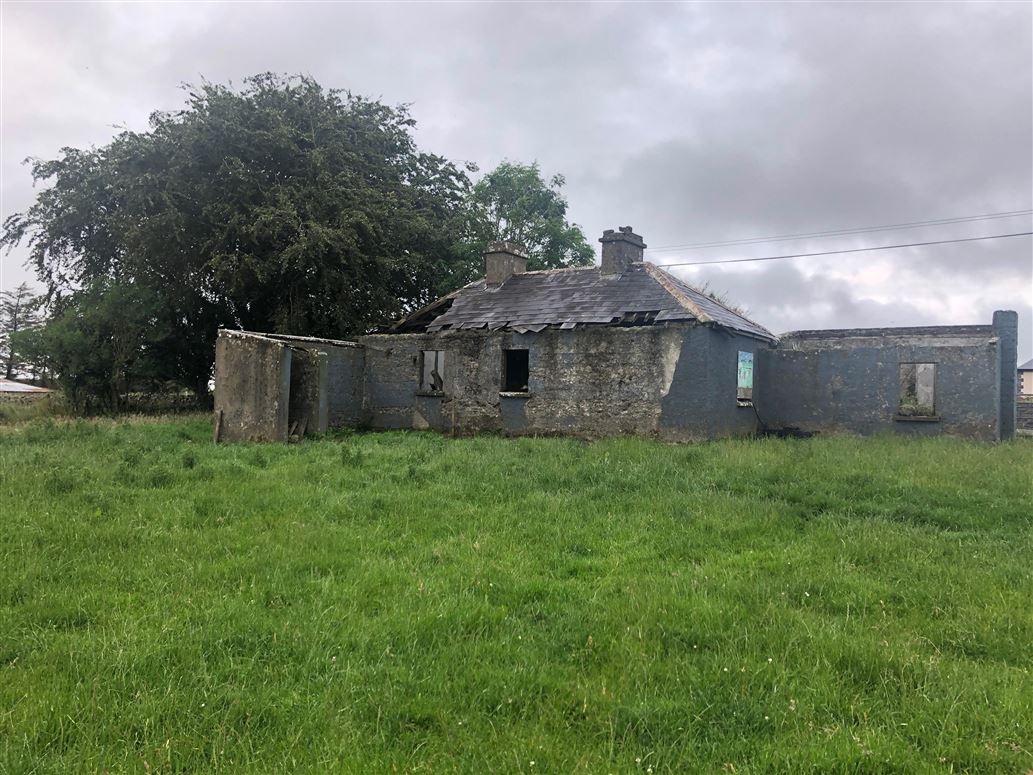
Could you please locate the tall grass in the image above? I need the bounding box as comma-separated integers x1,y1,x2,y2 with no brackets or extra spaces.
0,419,1030,773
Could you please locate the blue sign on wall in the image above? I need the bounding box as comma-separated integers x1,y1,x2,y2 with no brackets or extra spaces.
737,351,754,404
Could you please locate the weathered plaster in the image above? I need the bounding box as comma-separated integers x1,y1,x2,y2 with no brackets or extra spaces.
214,330,291,442
213,311,1017,443
359,324,695,437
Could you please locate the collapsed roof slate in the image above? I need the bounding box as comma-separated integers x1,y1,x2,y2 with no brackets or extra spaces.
392,261,776,342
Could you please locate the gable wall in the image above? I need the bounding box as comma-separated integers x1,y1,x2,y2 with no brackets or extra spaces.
214,331,292,442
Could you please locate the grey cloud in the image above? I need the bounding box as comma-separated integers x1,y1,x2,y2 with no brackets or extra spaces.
2,2,1030,357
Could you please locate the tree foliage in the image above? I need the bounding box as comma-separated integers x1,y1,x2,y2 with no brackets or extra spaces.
12,282,164,412
2,74,474,398
464,161,594,270
2,75,595,409
0,282,43,379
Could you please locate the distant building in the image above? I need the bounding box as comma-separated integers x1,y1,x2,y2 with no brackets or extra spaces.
1019,358,1033,397
0,379,51,403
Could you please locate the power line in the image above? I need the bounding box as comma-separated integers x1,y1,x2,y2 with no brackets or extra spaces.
646,209,1033,253
652,231,1033,268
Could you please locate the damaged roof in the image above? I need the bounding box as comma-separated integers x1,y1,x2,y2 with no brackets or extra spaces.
393,262,776,342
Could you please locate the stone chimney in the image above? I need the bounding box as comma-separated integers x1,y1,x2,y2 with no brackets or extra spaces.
484,241,528,287
600,226,646,275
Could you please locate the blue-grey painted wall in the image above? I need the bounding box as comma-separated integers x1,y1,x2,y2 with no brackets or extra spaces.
265,335,365,428
993,310,1018,439
756,318,1015,441
659,327,763,438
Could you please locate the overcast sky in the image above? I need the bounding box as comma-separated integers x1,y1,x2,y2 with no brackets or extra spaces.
2,1,1031,357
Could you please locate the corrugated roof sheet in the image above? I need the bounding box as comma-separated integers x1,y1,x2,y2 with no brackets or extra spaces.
0,379,51,393
399,262,775,341
1019,358,1033,371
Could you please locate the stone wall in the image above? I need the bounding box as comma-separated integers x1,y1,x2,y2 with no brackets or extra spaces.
757,321,1011,442
214,313,1017,443
0,391,51,405
359,323,736,438
1017,400,1033,432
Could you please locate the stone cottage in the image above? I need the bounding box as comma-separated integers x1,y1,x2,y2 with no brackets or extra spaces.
213,227,1019,443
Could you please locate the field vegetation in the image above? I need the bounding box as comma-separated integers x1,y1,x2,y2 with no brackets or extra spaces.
1,417,1030,772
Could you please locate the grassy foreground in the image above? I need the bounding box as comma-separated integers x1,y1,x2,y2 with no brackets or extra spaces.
0,418,1031,773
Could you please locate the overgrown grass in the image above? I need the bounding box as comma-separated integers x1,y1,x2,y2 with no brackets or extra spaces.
1,419,1030,773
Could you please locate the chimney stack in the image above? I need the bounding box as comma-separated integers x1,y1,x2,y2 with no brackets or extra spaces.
600,226,646,275
484,241,528,287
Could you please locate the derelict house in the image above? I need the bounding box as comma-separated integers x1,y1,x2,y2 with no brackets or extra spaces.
213,227,1018,443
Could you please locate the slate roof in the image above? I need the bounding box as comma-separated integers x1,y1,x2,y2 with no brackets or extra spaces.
1019,358,1033,371
394,262,776,342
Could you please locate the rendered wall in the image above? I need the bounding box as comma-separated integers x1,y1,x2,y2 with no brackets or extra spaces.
287,348,328,435
756,321,1010,442
659,327,764,439
992,311,1018,439
264,334,365,428
214,331,291,442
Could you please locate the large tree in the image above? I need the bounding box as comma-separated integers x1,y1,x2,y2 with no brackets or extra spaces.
464,161,594,270
2,76,596,408
1,73,474,397
0,282,42,379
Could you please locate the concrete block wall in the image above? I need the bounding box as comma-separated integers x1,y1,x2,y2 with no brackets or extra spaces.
756,318,1014,442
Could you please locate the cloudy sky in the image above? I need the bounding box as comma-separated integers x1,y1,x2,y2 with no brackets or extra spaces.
2,1,1031,357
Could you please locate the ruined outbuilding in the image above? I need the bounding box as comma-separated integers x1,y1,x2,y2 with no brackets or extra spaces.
213,227,1019,443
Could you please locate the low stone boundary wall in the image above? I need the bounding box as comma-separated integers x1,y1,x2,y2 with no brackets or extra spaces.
0,392,51,405
1017,400,1033,432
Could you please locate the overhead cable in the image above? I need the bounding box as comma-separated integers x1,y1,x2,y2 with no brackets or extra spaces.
653,232,1033,268
646,209,1033,253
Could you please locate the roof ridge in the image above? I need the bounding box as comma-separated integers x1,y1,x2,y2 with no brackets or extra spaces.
517,266,598,276
645,261,776,339
642,262,710,323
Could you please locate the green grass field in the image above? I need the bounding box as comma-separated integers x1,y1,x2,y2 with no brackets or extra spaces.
1,417,1031,773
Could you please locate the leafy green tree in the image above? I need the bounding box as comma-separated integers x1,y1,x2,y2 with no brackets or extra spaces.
2,73,473,397
0,282,42,379
12,281,166,412
464,161,594,271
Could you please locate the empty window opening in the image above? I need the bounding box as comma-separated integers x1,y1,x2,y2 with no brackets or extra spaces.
737,351,754,406
502,349,530,393
420,350,445,392
899,362,935,416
